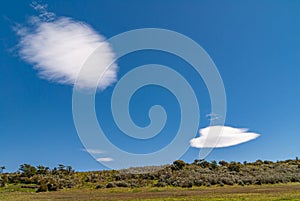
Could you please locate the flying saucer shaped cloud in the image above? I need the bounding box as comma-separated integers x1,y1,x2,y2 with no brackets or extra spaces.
190,125,260,148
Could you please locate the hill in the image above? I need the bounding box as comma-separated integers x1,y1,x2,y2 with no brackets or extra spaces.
1,158,300,192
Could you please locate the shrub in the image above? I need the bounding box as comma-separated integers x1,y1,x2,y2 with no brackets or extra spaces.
219,182,224,186
228,162,241,172
0,178,5,187
47,183,58,191
199,160,210,168
209,160,218,170
153,181,167,187
238,180,244,186
114,181,129,187
180,180,192,188
36,182,48,192
106,182,116,188
95,184,103,189
194,179,203,186
171,160,186,171
219,160,229,167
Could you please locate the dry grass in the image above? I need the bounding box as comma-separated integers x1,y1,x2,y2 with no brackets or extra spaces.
1,183,300,201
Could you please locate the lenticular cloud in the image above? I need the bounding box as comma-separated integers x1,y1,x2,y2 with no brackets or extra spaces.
16,4,117,90
190,126,260,148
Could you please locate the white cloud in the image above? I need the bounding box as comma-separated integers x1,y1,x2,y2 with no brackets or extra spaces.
190,126,260,148
81,148,104,154
15,3,118,90
96,157,114,162
30,1,55,22
206,113,222,121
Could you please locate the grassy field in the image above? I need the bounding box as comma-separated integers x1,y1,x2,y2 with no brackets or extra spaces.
1,183,300,201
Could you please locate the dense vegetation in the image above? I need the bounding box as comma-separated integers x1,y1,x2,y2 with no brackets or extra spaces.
1,158,300,193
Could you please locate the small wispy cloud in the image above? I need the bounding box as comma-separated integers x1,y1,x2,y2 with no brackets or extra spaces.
190,126,260,148
15,2,118,90
30,1,55,22
81,148,104,154
96,157,114,162
206,113,222,121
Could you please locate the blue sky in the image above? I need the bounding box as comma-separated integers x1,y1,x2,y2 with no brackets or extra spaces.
1,0,300,172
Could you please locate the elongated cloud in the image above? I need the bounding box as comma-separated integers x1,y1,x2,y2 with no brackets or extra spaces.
206,113,222,121
97,157,114,162
15,3,117,90
81,148,104,154
190,126,260,148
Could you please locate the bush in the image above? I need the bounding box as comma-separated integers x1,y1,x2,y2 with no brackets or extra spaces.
36,182,48,192
199,160,210,168
181,181,192,188
219,182,224,187
238,180,244,186
0,179,5,187
153,181,167,187
219,160,229,167
171,160,186,171
114,181,129,187
95,184,103,189
194,179,203,186
19,164,37,177
106,182,116,188
228,162,241,172
47,183,58,191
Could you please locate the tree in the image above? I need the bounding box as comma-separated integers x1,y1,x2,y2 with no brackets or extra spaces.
0,166,5,174
192,159,201,165
199,160,210,168
209,160,218,170
219,160,229,167
66,166,74,174
254,160,263,166
171,160,186,170
228,162,241,172
19,164,37,177
58,164,65,171
37,165,50,175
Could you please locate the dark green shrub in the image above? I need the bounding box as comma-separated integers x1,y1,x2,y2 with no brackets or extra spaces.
115,181,129,187
255,180,262,185
199,160,210,168
106,182,116,188
36,182,48,192
209,160,218,170
0,178,5,187
153,181,167,187
228,162,241,172
171,160,186,171
130,182,139,188
95,184,103,189
19,164,37,177
194,179,203,186
238,180,244,186
219,160,229,167
181,180,192,188
47,183,58,191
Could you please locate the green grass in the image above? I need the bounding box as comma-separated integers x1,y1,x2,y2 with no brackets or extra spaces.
1,183,300,201
0,183,37,193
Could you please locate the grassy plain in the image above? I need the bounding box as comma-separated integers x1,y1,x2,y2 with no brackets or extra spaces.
1,183,300,201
